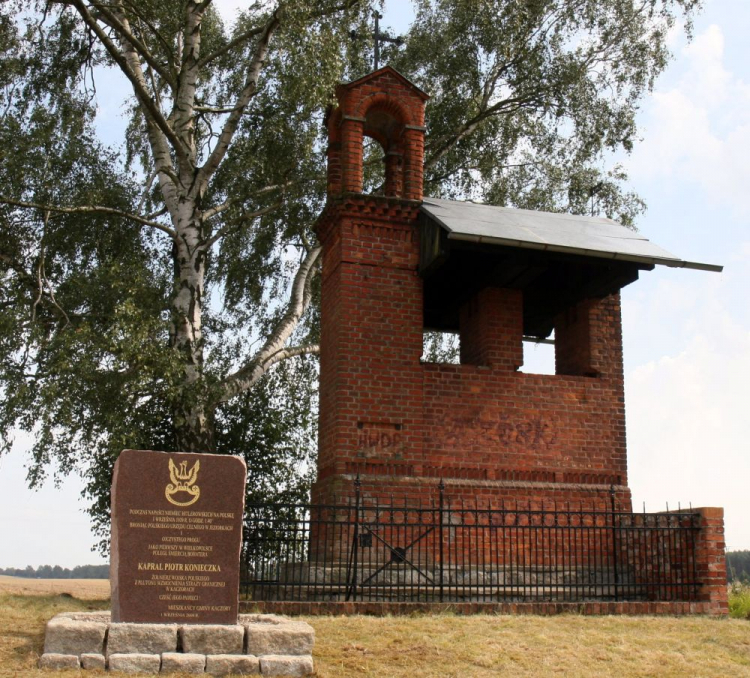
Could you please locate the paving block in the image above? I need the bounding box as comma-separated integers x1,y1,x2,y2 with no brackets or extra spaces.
181,624,244,654
44,613,108,655
239,614,286,625
38,653,80,670
107,623,178,655
160,652,205,674
245,621,314,656
206,654,261,676
259,655,313,677
80,653,106,670
108,653,161,674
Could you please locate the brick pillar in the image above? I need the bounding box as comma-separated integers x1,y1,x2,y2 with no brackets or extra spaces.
403,127,424,201
340,118,364,194
313,201,423,505
384,151,403,197
555,293,624,379
555,300,594,376
459,287,523,370
693,507,729,615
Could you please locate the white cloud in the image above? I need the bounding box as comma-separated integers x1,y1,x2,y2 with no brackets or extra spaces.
631,24,750,218
624,247,750,550
0,443,106,568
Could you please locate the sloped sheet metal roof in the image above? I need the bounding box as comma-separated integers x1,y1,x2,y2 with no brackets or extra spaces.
420,198,722,272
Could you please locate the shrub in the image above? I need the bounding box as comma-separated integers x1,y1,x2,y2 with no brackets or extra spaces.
728,581,750,619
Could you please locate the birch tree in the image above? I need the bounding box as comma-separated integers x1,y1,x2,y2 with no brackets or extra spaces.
0,0,698,545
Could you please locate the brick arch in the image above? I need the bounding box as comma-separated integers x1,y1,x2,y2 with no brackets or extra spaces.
358,96,418,199
358,99,409,198
327,70,427,200
353,92,415,129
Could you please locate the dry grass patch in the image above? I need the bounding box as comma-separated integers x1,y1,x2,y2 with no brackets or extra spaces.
1,590,748,677
307,613,750,678
0,592,109,677
0,575,110,599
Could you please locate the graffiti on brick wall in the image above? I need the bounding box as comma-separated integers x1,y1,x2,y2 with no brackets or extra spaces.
498,418,557,447
437,413,557,450
356,422,404,459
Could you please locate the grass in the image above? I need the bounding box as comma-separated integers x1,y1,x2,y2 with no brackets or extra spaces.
0,579,748,677
730,582,750,620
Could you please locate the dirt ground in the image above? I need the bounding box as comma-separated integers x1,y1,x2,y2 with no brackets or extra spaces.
0,575,110,600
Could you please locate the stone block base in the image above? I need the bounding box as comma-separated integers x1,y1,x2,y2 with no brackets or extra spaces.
38,653,80,670
39,612,313,676
108,653,161,674
206,655,260,676
81,653,106,670
260,656,315,677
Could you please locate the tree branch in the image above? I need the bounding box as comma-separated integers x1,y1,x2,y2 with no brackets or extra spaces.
173,0,212,162
87,0,176,89
194,104,243,113
0,197,178,239
205,202,281,247
202,181,294,221
119,0,179,81
196,0,360,69
217,244,322,403
193,8,280,197
195,23,266,70
261,343,319,369
424,95,543,169
64,0,191,169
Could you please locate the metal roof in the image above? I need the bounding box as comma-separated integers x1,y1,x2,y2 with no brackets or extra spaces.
420,198,722,272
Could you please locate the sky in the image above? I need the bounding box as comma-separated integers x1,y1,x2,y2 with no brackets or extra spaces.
0,0,747,568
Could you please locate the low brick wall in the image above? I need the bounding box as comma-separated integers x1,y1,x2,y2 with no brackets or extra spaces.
243,504,727,615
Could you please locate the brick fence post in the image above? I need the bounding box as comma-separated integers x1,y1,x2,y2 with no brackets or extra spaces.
693,507,728,616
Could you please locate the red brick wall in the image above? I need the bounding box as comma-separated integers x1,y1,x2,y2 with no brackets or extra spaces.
314,198,424,493
693,507,729,614
313,68,630,511
459,288,524,369
313,203,630,508
305,69,729,614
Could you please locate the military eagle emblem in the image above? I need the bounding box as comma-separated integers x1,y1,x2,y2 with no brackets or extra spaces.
165,458,201,507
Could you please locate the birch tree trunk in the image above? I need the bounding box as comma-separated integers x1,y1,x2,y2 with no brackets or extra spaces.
170,202,212,451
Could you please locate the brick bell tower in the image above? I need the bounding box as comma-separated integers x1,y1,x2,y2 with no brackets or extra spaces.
312,67,633,510
313,67,429,504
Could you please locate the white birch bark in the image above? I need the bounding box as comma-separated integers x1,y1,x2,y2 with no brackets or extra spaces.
31,1,330,451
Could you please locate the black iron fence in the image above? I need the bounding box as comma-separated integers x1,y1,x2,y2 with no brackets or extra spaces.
241,482,701,603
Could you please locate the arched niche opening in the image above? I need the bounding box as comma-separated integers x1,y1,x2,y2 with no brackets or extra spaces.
362,104,405,198
327,68,428,200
